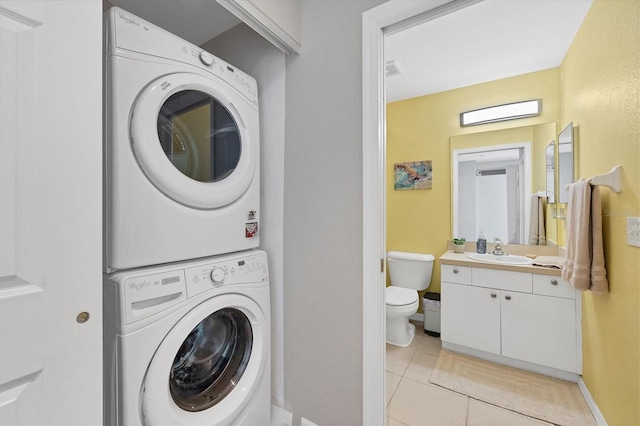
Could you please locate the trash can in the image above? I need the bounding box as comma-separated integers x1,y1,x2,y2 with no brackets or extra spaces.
423,292,441,337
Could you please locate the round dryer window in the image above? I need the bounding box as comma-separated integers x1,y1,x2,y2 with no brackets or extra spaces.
157,90,241,183
131,73,258,209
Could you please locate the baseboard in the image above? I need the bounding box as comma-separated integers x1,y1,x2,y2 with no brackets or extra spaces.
577,377,607,425
409,313,424,322
270,404,293,426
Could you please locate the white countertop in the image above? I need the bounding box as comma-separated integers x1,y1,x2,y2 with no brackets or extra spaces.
439,251,564,276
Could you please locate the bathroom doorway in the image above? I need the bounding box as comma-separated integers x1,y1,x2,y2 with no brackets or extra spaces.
362,0,590,422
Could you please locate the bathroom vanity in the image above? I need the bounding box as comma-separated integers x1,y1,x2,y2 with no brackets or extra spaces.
439,251,581,381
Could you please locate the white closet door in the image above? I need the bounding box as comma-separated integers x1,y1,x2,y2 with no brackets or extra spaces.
0,1,102,424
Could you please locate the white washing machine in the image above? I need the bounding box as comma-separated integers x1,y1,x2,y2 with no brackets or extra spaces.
105,7,260,272
104,250,270,425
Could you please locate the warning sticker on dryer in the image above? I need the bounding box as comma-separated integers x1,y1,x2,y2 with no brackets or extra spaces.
245,222,258,238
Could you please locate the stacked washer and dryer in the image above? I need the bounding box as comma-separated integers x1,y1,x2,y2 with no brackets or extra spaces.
103,7,270,425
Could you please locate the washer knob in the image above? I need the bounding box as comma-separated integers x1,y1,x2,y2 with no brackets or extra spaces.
199,51,214,66
210,267,225,284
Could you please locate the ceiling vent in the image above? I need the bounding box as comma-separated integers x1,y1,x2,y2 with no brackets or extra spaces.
385,60,403,77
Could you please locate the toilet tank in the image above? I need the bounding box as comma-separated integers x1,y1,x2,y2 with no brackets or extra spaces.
387,251,435,291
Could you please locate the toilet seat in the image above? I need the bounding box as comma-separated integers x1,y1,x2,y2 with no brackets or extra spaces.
386,286,418,306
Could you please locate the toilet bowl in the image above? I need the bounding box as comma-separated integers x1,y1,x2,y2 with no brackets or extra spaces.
385,251,434,347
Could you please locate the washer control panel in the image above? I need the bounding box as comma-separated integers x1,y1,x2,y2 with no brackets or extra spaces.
114,251,268,325
184,252,268,298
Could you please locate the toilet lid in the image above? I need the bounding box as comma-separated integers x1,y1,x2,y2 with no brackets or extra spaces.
386,286,418,306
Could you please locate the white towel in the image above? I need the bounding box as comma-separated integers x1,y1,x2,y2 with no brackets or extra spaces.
528,194,546,245
561,179,609,293
532,256,564,269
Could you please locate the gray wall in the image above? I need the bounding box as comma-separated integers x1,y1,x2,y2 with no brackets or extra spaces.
201,24,287,410
284,1,384,424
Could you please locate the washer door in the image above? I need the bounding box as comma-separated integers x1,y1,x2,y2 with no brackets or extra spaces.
131,73,257,209
141,295,267,425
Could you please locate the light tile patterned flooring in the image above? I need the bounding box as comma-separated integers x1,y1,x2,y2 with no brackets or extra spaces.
386,321,554,426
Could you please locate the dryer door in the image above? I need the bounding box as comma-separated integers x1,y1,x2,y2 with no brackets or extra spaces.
141,294,267,425
131,73,257,209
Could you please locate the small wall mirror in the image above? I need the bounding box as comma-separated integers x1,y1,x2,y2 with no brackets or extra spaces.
545,141,555,203
557,123,574,203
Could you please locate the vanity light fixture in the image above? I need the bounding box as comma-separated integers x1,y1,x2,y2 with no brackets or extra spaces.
460,100,542,127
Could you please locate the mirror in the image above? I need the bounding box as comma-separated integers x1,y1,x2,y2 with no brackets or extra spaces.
545,141,555,203
451,122,557,245
557,122,574,203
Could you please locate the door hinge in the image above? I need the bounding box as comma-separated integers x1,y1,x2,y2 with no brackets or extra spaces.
380,258,384,273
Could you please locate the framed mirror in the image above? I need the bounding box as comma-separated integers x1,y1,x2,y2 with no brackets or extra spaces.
452,142,531,244
451,122,557,246
545,141,555,203
557,122,574,203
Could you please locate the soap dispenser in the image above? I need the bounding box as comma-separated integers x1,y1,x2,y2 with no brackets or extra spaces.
476,232,487,254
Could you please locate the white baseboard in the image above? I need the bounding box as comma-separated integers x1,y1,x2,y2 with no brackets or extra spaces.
409,313,424,322
577,377,607,425
300,417,319,426
270,404,293,426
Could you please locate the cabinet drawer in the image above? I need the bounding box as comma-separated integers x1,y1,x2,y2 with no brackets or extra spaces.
533,274,575,299
441,265,471,284
472,268,532,293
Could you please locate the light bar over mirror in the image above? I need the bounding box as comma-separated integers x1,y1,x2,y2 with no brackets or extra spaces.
460,100,542,127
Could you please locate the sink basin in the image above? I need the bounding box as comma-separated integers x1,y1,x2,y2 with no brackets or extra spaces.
465,253,534,265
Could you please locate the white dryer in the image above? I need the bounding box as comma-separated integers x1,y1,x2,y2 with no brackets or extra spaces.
105,7,260,272
104,250,271,425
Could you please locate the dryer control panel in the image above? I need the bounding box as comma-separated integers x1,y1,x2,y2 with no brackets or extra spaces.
109,251,269,325
106,7,258,107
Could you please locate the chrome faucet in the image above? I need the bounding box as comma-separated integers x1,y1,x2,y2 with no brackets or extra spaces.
492,239,506,256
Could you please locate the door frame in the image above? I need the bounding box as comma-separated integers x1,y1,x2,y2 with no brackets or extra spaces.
362,0,483,423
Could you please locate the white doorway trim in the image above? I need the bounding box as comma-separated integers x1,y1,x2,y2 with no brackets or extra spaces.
362,0,484,423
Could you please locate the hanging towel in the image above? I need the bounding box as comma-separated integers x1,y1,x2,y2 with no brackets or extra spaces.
561,179,609,293
589,185,609,293
528,194,547,245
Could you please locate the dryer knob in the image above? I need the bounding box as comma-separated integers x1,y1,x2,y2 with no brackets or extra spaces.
199,51,214,66
210,267,225,284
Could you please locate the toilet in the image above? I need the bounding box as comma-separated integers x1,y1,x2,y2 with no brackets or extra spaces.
386,251,435,347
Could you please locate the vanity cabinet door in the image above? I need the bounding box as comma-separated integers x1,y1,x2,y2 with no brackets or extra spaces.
441,282,500,355
501,292,577,373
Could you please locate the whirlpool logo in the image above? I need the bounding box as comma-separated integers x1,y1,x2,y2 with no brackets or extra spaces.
128,280,151,291
118,12,139,27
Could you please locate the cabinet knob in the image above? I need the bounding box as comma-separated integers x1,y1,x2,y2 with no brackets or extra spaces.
491,293,497,298
453,268,459,274
551,279,558,286
505,295,512,301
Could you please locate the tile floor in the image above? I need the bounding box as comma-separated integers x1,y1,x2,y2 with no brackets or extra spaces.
386,321,555,426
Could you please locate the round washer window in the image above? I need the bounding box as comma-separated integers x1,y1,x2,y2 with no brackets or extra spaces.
169,308,253,412
158,90,241,183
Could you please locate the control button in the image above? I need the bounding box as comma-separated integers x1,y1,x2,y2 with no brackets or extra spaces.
210,267,225,284
199,51,214,66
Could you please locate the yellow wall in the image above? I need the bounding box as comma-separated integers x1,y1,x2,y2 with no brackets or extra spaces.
560,0,640,424
387,68,560,304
